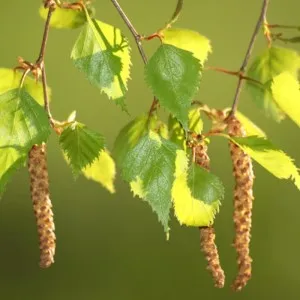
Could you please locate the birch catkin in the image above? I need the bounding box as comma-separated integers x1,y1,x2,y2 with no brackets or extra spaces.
228,117,254,291
195,143,225,288
28,143,56,268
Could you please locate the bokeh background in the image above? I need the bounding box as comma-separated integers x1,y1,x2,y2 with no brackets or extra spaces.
0,1,300,299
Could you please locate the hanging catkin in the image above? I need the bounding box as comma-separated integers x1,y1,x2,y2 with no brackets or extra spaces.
195,142,225,288
228,116,254,291
28,143,56,268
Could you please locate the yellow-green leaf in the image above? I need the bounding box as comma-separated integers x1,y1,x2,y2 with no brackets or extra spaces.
0,68,51,105
39,5,92,29
160,28,212,64
82,150,116,193
71,13,131,108
172,150,220,227
130,176,146,199
246,46,300,121
234,110,266,137
230,136,300,190
271,72,300,127
188,107,203,134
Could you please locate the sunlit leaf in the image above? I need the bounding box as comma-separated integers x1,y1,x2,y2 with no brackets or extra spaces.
39,5,94,29
188,107,203,134
82,150,116,193
233,110,266,137
0,89,51,148
0,68,51,105
71,12,131,109
145,44,201,128
230,136,300,189
122,131,179,232
247,46,300,121
59,122,105,174
172,151,221,226
160,28,212,64
271,72,300,127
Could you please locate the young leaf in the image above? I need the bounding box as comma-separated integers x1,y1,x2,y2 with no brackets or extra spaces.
160,28,212,64
82,150,116,193
145,44,202,128
271,72,300,127
39,5,92,29
71,14,131,109
59,122,105,174
230,136,300,189
0,147,26,196
247,46,300,121
0,89,51,148
121,131,179,232
172,151,221,227
0,68,51,105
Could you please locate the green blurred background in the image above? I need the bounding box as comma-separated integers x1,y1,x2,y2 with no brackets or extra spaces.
0,1,300,299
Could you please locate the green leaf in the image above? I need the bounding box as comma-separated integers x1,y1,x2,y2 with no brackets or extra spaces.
187,164,224,204
113,115,166,166
0,68,51,105
168,114,185,149
122,131,179,232
247,46,300,121
160,28,212,64
188,107,203,134
71,14,131,109
172,150,221,227
168,107,203,149
82,150,116,193
0,89,51,148
0,147,26,196
271,72,300,127
145,44,201,128
230,136,300,189
59,122,105,174
113,115,148,166
39,5,93,29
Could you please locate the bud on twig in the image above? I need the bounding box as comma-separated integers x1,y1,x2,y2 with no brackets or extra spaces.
28,143,56,268
195,142,225,288
228,117,254,291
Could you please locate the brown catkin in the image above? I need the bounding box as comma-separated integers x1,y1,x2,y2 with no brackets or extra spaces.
195,143,225,289
28,143,56,268
228,116,254,291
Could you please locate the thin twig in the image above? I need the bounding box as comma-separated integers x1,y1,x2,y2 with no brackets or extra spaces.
267,24,300,30
37,6,55,64
19,68,31,89
165,0,183,29
42,66,54,126
229,0,270,117
206,66,263,85
110,0,160,114
37,5,55,126
110,0,148,64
